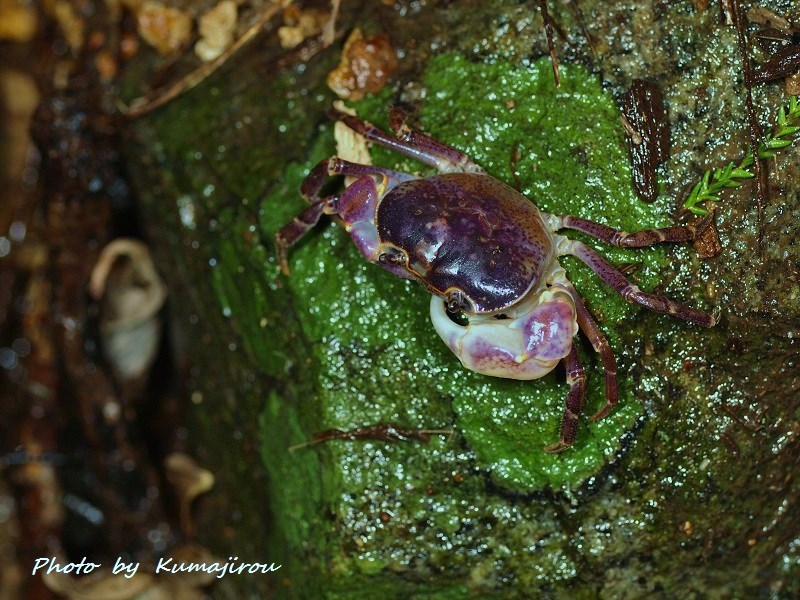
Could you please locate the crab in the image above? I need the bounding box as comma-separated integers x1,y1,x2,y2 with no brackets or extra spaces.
275,107,717,452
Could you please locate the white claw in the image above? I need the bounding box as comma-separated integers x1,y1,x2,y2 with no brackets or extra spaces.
429,287,577,381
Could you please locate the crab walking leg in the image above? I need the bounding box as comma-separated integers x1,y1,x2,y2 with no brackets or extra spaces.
563,281,618,421
300,157,415,202
328,107,484,175
552,213,713,247
388,107,485,174
567,241,717,327
544,343,587,453
329,158,417,186
299,159,335,201
275,195,339,275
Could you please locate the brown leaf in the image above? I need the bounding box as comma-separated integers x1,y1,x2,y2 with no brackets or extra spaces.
327,28,398,101
621,80,670,202
693,216,722,259
752,44,800,83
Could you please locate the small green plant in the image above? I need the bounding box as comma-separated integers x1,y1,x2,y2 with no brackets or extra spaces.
684,96,800,215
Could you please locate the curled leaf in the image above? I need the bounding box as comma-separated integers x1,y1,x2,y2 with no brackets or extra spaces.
332,101,371,186
164,453,215,537
90,239,167,385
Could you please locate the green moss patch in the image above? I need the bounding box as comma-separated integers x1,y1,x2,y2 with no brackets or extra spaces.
260,54,672,492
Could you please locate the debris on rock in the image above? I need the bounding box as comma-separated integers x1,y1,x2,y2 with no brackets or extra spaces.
326,28,397,101
195,0,238,62
620,80,670,202
277,4,328,49
136,0,192,55
332,101,372,186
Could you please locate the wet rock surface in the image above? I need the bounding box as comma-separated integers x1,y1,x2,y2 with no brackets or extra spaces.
123,0,800,596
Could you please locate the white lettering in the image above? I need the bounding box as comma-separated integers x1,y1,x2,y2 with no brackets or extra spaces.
31,557,50,576
155,557,173,573
112,557,140,579
150,556,281,578
31,556,100,576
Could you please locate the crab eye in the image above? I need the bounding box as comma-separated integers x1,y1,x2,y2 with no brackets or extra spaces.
445,290,472,314
379,252,399,264
444,301,469,326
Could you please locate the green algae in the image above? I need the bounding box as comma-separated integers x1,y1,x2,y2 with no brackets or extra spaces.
132,49,731,596
259,54,694,492
124,2,800,596
259,391,331,598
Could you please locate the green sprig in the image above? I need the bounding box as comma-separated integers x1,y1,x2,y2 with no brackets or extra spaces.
684,96,800,215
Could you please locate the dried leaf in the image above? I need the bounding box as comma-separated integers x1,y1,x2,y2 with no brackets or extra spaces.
326,28,398,101
693,216,722,259
752,44,800,84
277,5,327,49
621,80,670,202
195,0,237,62
746,6,793,32
164,453,214,537
332,101,371,186
136,1,192,55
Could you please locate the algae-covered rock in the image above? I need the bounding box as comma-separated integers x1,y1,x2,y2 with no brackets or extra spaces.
124,0,800,597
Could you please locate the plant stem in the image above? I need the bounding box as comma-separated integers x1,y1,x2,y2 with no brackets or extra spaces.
684,96,800,215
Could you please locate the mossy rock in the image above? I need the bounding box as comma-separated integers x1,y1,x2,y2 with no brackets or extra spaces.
125,1,800,597
258,54,680,493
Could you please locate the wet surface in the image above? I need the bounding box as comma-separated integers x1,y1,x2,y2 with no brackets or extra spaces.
122,0,800,597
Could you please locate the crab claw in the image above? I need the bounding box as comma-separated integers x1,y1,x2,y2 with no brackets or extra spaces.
518,288,577,362
429,288,577,381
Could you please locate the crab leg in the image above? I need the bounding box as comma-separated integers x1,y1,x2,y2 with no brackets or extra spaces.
275,195,339,274
544,342,587,453
567,241,717,327
328,107,484,174
563,281,618,421
300,157,414,202
388,107,485,174
299,159,335,201
553,214,713,247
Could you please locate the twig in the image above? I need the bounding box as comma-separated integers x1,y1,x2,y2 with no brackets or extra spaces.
732,0,768,269
288,424,453,451
322,0,341,48
121,2,284,118
538,0,561,87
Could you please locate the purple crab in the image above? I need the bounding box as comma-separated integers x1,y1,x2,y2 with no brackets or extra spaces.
276,107,717,452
